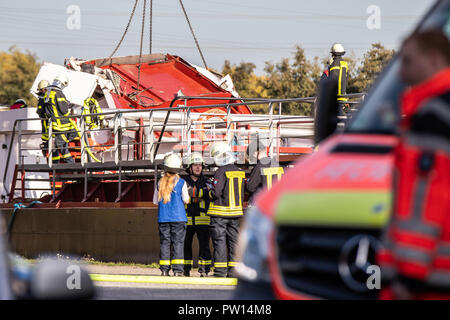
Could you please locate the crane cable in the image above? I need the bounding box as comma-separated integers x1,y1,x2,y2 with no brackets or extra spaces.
136,0,147,93
109,0,139,60
149,0,153,54
178,0,208,69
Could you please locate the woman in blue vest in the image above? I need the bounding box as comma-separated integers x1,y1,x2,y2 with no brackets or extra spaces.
153,153,190,276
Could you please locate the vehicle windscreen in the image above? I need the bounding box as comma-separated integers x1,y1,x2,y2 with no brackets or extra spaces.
347,0,450,135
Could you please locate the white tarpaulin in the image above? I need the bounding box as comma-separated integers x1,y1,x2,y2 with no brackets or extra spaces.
30,62,98,106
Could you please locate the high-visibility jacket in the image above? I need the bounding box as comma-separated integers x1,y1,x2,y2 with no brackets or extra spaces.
247,159,284,204
43,86,72,131
378,67,450,299
184,174,211,226
82,98,104,129
36,96,49,141
207,163,245,217
329,56,348,102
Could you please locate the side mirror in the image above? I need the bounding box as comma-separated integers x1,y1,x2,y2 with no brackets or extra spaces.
314,78,339,145
30,259,95,300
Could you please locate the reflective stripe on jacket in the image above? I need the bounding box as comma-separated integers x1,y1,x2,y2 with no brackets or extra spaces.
207,164,245,217
378,67,450,295
43,87,72,131
329,57,348,102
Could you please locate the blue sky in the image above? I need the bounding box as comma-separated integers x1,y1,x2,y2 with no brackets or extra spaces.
0,0,435,73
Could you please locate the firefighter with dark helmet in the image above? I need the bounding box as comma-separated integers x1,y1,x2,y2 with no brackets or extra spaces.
36,80,50,157
329,43,349,115
208,142,245,278
246,137,284,206
183,152,212,277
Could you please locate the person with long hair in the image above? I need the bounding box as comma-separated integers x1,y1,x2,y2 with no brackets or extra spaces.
153,153,190,276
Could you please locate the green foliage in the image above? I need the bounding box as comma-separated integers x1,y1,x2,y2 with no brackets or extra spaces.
222,43,395,115
261,46,320,115
347,43,395,93
0,46,41,107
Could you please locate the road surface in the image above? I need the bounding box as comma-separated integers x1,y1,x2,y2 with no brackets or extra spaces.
85,265,236,300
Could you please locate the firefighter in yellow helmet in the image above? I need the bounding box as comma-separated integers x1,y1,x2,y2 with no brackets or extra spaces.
207,142,245,278
183,152,212,277
36,80,50,157
329,43,349,115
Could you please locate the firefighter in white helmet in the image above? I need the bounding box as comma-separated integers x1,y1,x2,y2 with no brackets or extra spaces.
43,74,76,163
183,152,213,277
153,153,190,276
329,43,349,115
207,142,245,277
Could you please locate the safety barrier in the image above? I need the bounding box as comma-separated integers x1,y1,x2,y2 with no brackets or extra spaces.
3,94,365,203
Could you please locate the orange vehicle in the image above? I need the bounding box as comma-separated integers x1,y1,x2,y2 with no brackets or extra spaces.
234,0,450,300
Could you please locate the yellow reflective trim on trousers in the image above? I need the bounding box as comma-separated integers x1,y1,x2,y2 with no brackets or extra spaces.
62,153,72,159
171,259,184,265
159,260,170,266
199,260,212,265
228,261,238,267
214,262,228,268
184,260,193,265
90,274,237,286
52,156,60,160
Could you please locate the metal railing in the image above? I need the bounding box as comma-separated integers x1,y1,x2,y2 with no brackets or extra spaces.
4,93,365,198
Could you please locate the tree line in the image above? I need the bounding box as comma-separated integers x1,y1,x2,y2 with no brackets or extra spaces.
0,44,394,114
222,43,395,115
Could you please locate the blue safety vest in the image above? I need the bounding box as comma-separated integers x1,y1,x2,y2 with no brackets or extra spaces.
157,178,188,223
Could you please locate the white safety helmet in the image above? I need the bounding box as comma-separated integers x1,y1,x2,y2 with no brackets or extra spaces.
54,74,69,89
210,142,235,166
163,153,182,173
330,43,345,56
186,152,204,166
37,79,49,90
14,99,26,105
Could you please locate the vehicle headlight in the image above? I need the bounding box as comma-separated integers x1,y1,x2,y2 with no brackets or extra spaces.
236,206,273,282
